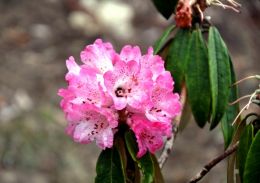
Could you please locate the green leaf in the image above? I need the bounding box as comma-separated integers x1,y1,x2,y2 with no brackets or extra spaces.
151,0,178,19
243,131,260,183
186,28,211,127
154,25,175,54
221,57,239,148
166,29,191,92
151,155,164,183
125,131,154,183
208,26,231,129
238,125,254,182
95,147,126,183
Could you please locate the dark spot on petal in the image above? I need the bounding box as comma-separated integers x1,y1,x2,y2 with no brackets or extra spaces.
156,109,162,112
115,87,125,97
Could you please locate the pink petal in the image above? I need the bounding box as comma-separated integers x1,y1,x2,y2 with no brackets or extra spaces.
80,39,115,73
66,66,112,108
156,72,174,91
66,104,118,149
144,74,181,123
65,56,80,81
129,114,172,158
104,60,142,110
146,87,181,123
140,47,165,81
120,45,142,63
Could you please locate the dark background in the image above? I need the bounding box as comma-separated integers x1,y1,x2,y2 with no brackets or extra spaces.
0,0,259,182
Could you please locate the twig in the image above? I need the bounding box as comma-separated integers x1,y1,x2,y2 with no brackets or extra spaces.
229,94,251,105
188,141,239,183
158,85,187,168
232,90,259,125
227,0,241,7
158,125,178,168
210,0,241,13
232,75,260,86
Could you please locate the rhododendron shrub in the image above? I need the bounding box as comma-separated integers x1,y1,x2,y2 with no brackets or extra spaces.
58,39,181,157
58,0,260,182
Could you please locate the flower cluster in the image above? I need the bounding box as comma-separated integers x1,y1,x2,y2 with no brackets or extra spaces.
58,39,181,157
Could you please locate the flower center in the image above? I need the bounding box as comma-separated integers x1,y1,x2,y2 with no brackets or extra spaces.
115,87,131,98
115,87,125,97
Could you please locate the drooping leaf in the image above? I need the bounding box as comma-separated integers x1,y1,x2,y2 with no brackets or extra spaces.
166,29,191,92
243,131,260,183
221,57,239,148
125,131,154,183
238,125,254,182
154,25,175,54
95,147,126,183
186,28,211,127
208,26,231,129
151,0,178,19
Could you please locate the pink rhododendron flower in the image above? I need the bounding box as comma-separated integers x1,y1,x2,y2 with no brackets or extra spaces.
58,39,181,156
128,114,172,158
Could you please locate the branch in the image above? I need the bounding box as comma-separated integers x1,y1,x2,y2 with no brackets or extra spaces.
188,141,239,183
158,125,178,168
158,85,187,168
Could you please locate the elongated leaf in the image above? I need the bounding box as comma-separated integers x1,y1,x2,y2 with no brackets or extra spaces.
243,131,260,183
125,131,154,183
151,0,178,19
95,147,126,183
221,58,239,148
238,125,254,182
208,27,231,129
186,29,211,127
166,29,191,92
154,25,175,54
